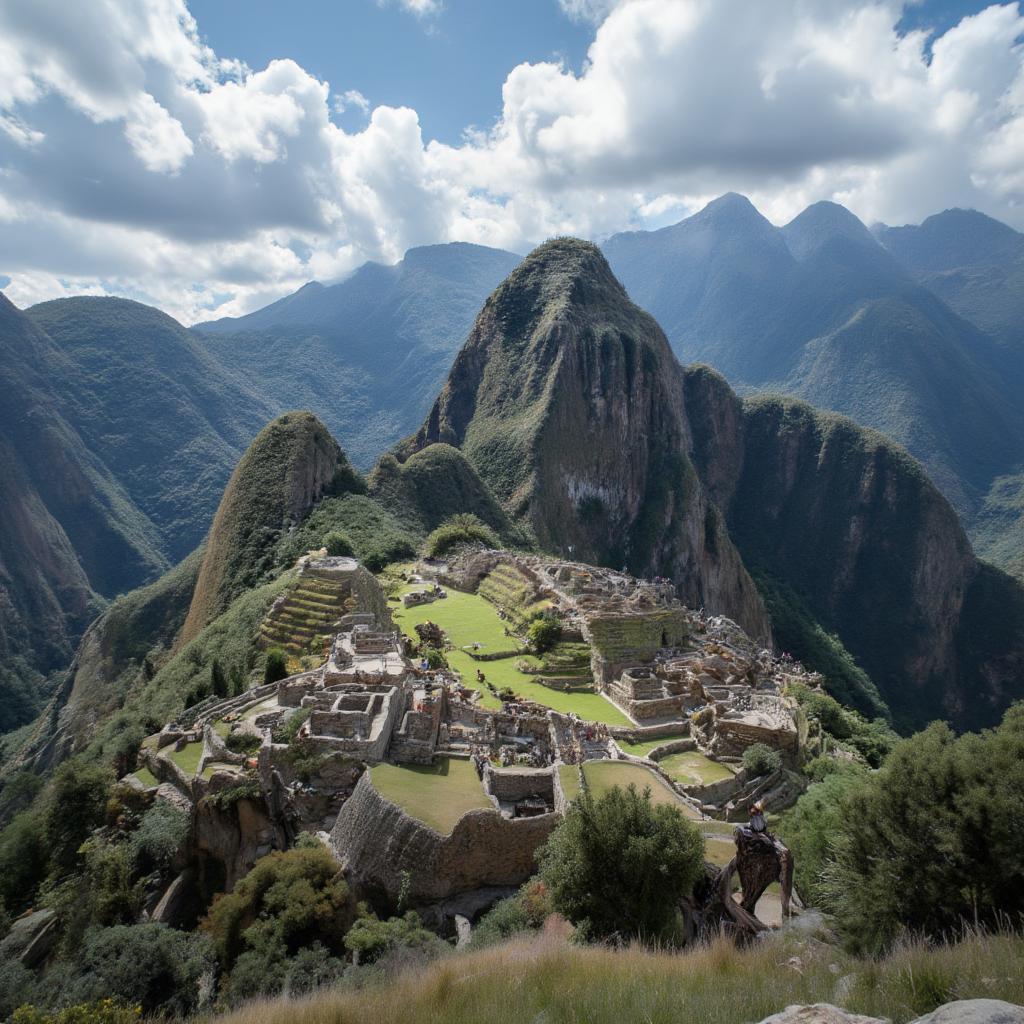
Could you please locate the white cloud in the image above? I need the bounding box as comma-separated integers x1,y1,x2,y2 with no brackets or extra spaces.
377,0,442,18
2,0,1024,324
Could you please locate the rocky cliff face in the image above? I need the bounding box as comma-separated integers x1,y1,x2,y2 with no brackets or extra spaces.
406,239,771,641
683,365,1024,728
180,412,343,646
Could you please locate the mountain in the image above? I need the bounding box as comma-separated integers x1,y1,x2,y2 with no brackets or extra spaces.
194,242,522,468
603,196,1024,577
179,412,345,646
684,366,1024,729
0,293,275,732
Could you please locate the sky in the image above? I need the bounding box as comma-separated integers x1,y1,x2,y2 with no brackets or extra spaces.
1,0,1023,323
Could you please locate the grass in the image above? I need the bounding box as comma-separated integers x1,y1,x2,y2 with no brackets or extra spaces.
618,734,689,758
657,751,735,786
558,764,581,802
208,928,1024,1024
201,760,242,780
166,741,203,777
132,765,158,788
582,761,701,819
213,720,231,738
370,757,493,834
392,586,630,726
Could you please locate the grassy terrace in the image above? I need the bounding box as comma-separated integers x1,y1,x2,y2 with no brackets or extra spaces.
201,760,243,780
618,734,689,758
132,765,159,788
558,763,582,802
370,757,492,834
166,741,203,777
657,751,736,786
392,585,630,726
581,761,701,819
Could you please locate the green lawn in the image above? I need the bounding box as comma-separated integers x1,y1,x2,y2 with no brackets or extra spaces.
167,741,203,777
703,836,736,867
392,586,630,726
581,761,701,819
132,766,159,788
370,757,493,834
618,734,689,758
213,720,231,739
657,751,735,786
201,760,242,780
558,764,582,802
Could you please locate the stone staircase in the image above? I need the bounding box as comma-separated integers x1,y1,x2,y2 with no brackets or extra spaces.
259,576,355,655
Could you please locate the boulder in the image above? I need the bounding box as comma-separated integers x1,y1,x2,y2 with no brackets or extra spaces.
0,909,58,968
755,1007,887,1024
909,1001,1024,1024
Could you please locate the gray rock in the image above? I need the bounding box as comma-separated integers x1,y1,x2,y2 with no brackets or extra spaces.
909,1001,1024,1024
756,1006,888,1024
0,909,58,968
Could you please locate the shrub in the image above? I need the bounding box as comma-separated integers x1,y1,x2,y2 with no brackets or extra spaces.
272,707,312,745
45,759,112,875
424,513,499,558
362,538,416,573
11,1001,141,1024
470,881,551,948
322,531,354,557
538,784,705,944
0,809,48,912
742,743,782,777
343,907,445,966
263,648,289,685
225,732,262,755
202,847,351,969
129,801,189,870
527,615,562,654
822,704,1024,952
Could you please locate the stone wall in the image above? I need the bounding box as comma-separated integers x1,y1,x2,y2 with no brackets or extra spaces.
330,772,558,904
586,609,690,684
486,766,555,804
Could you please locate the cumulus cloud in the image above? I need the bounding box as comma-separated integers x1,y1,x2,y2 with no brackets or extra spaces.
2,0,1024,323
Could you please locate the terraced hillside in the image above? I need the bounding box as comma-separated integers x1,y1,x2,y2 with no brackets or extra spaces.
477,562,549,630
259,575,355,656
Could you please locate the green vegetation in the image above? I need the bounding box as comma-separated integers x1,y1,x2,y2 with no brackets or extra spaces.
741,743,782,777
581,761,699,817
166,742,203,777
392,585,629,725
790,683,897,768
202,846,351,1005
128,801,188,870
469,880,551,948
527,614,562,654
660,751,736,786
322,530,354,556
538,784,705,943
263,647,289,685
424,513,500,558
370,759,491,834
344,908,445,965
130,766,157,788
618,734,688,758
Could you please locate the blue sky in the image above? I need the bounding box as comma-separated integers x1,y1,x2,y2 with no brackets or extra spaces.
1,0,1022,322
190,0,595,145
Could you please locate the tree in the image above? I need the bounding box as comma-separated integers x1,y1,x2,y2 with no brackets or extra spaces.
527,614,562,654
424,513,499,558
210,658,228,699
322,531,354,557
343,907,444,965
742,743,782,777
822,704,1024,952
263,647,289,685
45,759,112,874
202,847,351,970
537,784,705,943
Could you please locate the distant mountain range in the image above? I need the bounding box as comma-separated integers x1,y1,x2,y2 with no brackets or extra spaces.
3,196,1023,735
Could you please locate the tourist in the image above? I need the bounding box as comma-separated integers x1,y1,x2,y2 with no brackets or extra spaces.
749,801,767,834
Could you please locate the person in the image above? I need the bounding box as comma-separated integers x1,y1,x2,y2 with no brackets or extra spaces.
749,801,767,834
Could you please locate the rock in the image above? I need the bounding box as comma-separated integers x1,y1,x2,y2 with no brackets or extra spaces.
909,1001,1024,1024
150,872,190,926
0,909,58,968
755,1006,887,1024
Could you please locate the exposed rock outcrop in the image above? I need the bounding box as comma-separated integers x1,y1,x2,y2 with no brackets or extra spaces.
404,239,770,642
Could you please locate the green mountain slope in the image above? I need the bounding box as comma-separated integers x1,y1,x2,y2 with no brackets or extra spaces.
194,242,522,467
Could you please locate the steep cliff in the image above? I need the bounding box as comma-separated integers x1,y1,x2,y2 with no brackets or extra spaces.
406,239,770,641
683,365,1024,729
180,413,343,645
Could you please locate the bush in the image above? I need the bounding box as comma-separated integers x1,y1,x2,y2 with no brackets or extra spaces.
263,648,289,685
45,759,112,875
822,703,1024,952
202,847,351,969
470,881,551,948
742,743,782,777
0,809,48,912
322,531,354,557
362,538,416,573
11,1001,141,1024
129,801,189,870
225,732,262,755
527,615,562,654
343,907,445,966
424,514,499,558
538,784,705,943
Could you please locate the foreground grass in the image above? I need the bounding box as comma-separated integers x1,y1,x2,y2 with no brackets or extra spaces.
213,929,1024,1024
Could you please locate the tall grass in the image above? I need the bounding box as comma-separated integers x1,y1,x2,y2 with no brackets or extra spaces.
209,926,1024,1024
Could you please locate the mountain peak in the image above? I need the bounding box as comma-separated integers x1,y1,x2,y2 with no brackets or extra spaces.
782,200,876,260
690,192,773,231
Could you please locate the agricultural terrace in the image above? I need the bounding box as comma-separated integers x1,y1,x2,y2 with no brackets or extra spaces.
370,757,492,834
390,583,630,726
167,741,203,776
581,761,702,819
657,751,736,787
618,734,689,757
